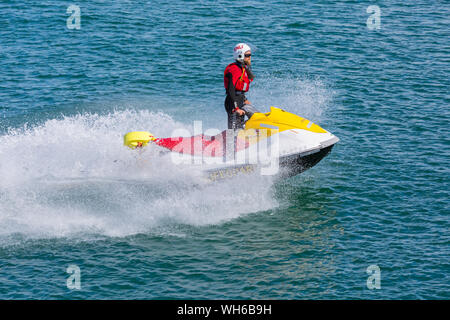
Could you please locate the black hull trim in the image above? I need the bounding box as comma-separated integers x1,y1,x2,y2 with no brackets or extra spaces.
278,145,334,178
206,145,335,181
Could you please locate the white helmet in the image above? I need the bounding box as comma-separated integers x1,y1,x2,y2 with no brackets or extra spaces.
233,43,251,63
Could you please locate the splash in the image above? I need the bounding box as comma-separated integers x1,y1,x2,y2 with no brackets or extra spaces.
0,110,277,240
250,75,333,120
0,77,332,241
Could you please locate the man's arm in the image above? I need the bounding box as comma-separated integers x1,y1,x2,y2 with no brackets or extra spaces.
226,72,244,109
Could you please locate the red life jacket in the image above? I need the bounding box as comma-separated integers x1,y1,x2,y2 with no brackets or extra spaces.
224,62,252,92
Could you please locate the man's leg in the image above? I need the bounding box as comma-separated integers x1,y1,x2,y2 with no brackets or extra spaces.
228,112,245,130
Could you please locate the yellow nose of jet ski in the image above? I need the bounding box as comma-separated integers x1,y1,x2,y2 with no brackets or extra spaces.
244,106,327,134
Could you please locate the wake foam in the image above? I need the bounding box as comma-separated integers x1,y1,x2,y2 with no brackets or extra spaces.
0,110,277,240
0,77,332,241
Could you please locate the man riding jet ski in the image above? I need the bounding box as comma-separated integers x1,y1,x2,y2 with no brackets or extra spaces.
224,43,260,130
123,43,339,180
124,107,339,181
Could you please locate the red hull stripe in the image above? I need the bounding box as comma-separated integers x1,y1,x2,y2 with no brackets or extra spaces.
154,130,249,157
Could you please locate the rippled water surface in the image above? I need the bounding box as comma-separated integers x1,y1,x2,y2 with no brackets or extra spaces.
0,1,449,299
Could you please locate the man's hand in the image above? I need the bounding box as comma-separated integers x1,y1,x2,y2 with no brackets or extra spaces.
235,109,245,116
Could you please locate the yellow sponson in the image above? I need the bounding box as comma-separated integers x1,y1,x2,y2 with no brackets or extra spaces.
124,131,156,148
244,106,327,135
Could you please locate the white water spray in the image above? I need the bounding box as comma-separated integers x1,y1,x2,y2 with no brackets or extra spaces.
0,110,277,240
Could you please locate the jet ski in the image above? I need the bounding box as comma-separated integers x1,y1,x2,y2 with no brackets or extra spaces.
124,107,339,181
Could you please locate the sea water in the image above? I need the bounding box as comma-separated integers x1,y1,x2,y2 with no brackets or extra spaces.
0,1,448,299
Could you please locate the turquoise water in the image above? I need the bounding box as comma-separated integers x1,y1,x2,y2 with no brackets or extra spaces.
0,1,449,299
